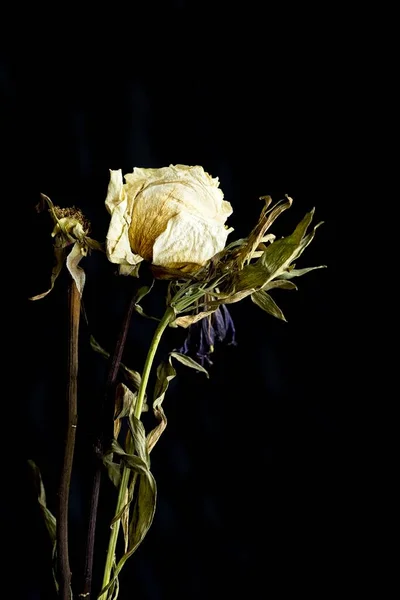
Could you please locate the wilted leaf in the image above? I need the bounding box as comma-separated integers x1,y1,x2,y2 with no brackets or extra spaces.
237,195,293,267
113,383,147,440
121,487,130,554
66,241,86,295
29,246,66,301
234,209,323,294
279,265,327,279
146,359,176,453
133,281,160,321
170,351,209,378
102,454,122,488
108,438,150,477
251,290,287,321
259,209,323,280
174,309,216,328
100,421,157,598
27,460,57,544
90,335,110,359
90,335,144,396
264,279,298,291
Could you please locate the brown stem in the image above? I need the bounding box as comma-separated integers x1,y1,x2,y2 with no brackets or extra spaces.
80,291,137,599
57,280,81,599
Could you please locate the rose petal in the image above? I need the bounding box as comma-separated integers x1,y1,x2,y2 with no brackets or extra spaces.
152,211,233,268
105,169,143,268
125,164,232,223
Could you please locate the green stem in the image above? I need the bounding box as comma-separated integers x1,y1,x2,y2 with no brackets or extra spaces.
100,307,175,598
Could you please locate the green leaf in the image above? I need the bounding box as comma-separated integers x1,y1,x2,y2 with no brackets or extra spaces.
134,304,161,321
234,210,323,294
259,210,323,279
170,351,209,378
108,438,149,477
264,279,298,291
90,335,144,393
102,454,122,488
134,281,160,321
100,420,157,598
279,265,327,279
251,290,287,321
27,460,57,544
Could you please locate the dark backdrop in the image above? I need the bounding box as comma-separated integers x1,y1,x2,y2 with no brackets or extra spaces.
3,14,352,600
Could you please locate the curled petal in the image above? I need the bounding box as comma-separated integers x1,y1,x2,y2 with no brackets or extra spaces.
153,211,233,268
105,169,143,270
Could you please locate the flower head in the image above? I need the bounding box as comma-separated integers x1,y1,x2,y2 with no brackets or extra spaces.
30,194,102,300
177,304,236,367
105,165,233,277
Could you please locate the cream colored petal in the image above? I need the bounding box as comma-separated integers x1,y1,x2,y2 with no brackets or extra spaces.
152,212,233,268
124,164,232,224
105,169,143,268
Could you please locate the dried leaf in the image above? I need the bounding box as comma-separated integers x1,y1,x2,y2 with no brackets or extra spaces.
259,209,323,279
27,460,56,543
99,420,157,597
108,438,149,477
90,335,144,395
235,210,323,294
102,454,122,488
237,195,293,267
279,265,327,279
146,359,176,452
170,351,209,378
121,487,130,554
114,383,147,440
264,279,298,291
174,309,216,328
66,242,86,296
29,246,66,301
134,304,161,321
251,290,287,321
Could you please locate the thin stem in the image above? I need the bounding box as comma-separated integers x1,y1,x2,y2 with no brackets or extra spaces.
100,307,175,599
80,292,137,599
57,280,81,599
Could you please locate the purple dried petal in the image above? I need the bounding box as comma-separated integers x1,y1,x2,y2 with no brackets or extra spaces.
176,305,237,367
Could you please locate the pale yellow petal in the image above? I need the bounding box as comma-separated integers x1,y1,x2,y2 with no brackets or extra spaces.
105,169,143,268
152,212,233,268
125,164,232,223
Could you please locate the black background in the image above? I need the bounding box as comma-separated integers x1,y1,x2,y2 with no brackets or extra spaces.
2,11,359,600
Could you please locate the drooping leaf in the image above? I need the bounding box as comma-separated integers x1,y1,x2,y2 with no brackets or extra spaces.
113,383,147,440
237,195,293,267
90,335,144,395
66,241,86,295
99,420,157,598
146,359,176,453
134,304,161,321
251,290,287,321
259,209,323,279
234,210,323,294
28,460,57,543
170,351,209,378
108,438,150,477
102,454,122,488
29,246,66,301
133,281,160,321
279,265,327,279
173,309,216,328
264,279,298,291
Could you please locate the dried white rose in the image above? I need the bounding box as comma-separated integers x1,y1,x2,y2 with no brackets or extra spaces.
105,164,233,276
